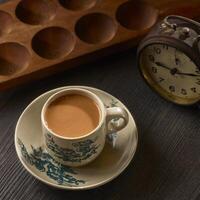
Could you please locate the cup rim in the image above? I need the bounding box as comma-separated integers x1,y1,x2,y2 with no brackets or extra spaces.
41,88,105,140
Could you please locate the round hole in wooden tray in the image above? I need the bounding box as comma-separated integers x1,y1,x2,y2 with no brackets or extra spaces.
116,1,158,31
15,0,57,25
0,11,13,37
75,13,117,44
32,27,75,59
59,0,97,11
0,42,30,76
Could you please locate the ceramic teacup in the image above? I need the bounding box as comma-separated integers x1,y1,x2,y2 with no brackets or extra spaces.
41,88,129,167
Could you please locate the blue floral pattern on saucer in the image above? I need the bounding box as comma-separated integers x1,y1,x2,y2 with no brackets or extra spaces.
17,138,85,186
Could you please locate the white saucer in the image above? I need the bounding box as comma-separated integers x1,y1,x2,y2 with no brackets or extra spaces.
15,86,138,190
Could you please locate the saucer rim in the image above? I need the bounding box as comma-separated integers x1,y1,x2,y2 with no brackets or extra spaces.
15,85,138,190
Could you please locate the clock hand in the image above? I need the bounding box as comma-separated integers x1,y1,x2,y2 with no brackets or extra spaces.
175,71,200,77
155,62,171,70
155,62,177,75
155,62,200,76
155,62,178,75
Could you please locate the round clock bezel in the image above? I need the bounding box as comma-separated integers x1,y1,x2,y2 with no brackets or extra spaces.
138,36,200,105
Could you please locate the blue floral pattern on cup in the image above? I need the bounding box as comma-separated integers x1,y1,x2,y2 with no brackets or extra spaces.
17,138,85,186
108,99,119,108
45,133,99,163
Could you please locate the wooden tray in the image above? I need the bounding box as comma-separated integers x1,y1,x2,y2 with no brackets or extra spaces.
1,0,200,90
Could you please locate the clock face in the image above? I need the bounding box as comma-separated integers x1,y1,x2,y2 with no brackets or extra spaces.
140,43,200,105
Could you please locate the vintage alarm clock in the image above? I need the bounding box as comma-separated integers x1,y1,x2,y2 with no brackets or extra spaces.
137,15,200,105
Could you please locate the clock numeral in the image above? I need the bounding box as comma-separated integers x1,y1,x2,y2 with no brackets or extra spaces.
163,45,169,50
191,87,197,93
159,77,164,82
148,55,155,62
175,58,180,66
152,67,157,73
196,78,200,85
169,85,175,92
154,47,161,54
181,89,187,95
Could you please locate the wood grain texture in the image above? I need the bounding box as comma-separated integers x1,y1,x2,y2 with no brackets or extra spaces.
0,47,200,200
1,0,200,90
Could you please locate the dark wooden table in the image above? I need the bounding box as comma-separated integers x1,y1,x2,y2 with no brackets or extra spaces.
1,47,200,200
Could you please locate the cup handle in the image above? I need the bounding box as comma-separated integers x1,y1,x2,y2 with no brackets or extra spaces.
106,107,129,134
